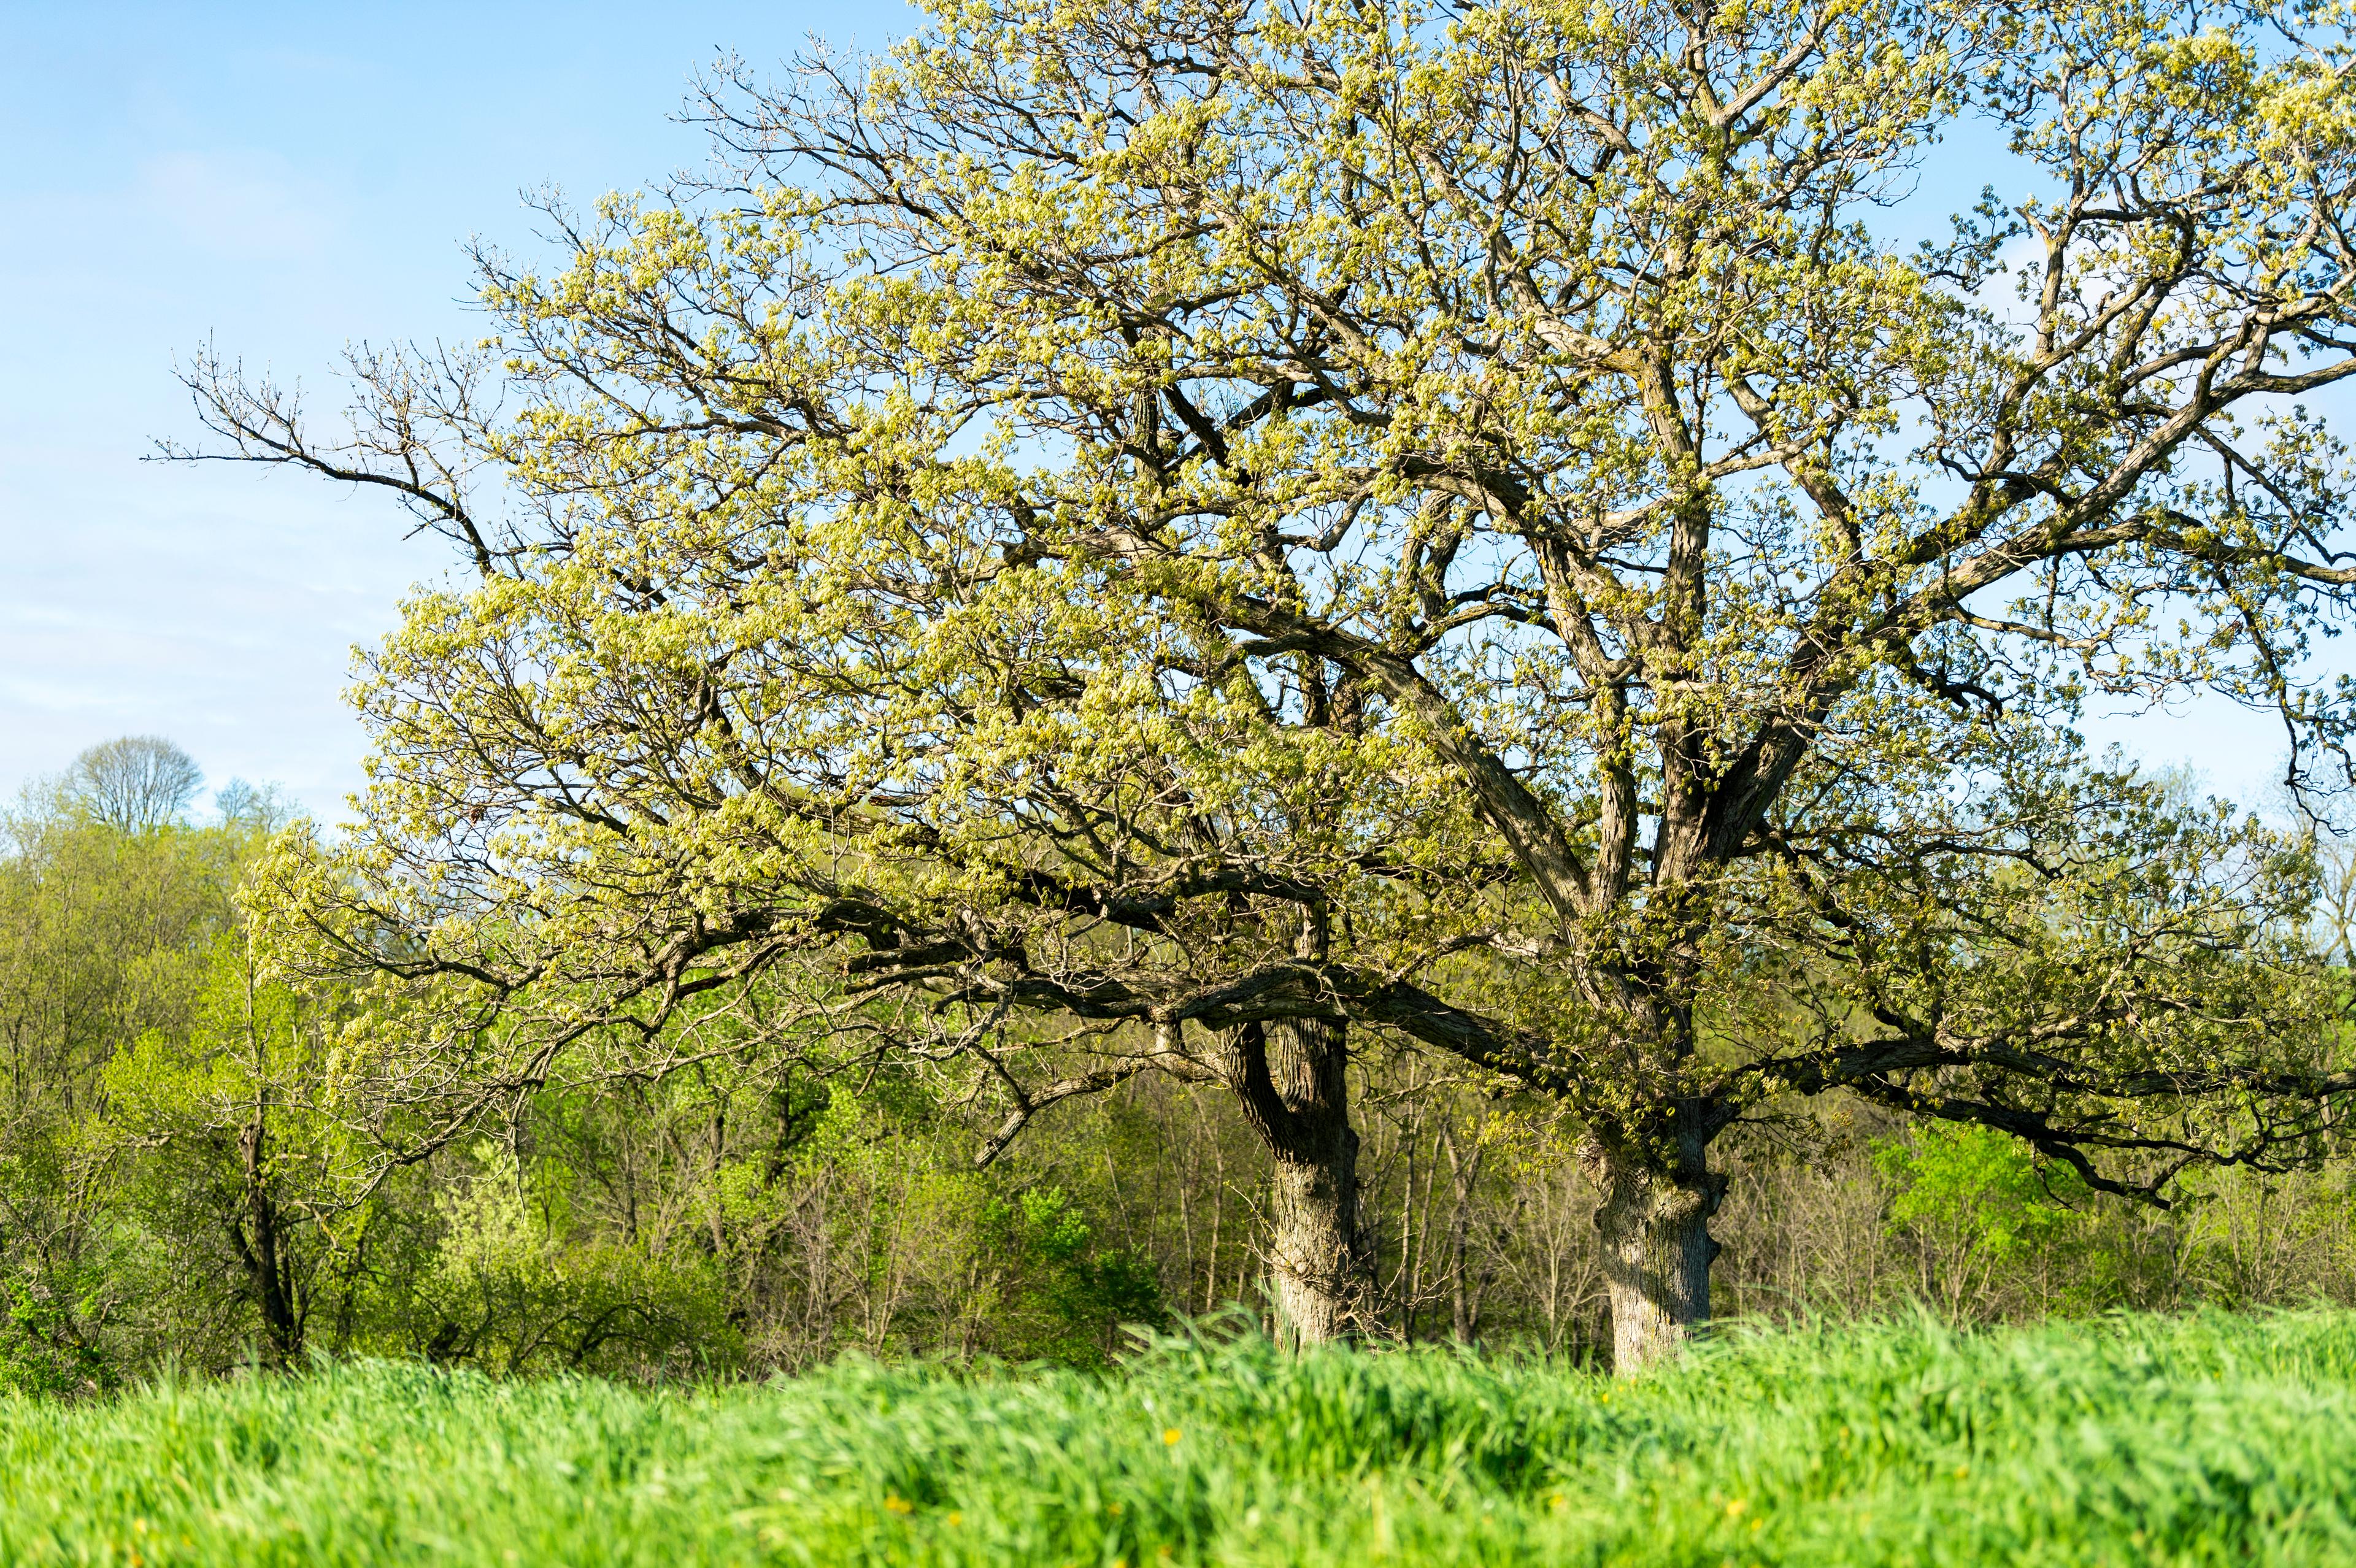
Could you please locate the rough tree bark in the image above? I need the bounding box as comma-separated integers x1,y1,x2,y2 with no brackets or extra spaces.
1582,1109,1727,1374
1230,1017,1371,1345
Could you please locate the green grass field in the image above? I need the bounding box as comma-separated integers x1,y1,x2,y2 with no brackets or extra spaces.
4,1310,2355,1566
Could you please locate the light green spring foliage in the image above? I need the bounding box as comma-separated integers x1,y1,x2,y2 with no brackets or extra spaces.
9,1310,2356,1565
1870,1121,2094,1318
93,931,357,1212
1876,1121,2088,1262
0,812,236,1109
188,0,2356,1181
1,788,755,1389
0,806,247,1393
0,767,1176,1386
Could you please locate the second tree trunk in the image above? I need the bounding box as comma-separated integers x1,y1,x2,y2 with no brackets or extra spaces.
1233,1017,1369,1345
1584,1123,1724,1374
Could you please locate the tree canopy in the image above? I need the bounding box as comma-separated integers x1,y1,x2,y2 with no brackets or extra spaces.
180,0,2356,1364
59,737,202,836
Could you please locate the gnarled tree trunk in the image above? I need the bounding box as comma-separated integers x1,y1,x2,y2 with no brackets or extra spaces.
1582,1112,1726,1374
1231,1017,1371,1345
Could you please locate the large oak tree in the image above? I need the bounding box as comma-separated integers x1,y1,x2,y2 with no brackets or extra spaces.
184,0,2356,1366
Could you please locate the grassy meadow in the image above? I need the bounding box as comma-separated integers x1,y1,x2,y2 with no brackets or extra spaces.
3,1310,2354,1566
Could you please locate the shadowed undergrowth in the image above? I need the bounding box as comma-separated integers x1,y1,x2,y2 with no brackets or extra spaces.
4,1310,2355,1565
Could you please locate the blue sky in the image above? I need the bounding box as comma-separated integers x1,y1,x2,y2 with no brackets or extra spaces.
0,1,907,818
0,1,2309,822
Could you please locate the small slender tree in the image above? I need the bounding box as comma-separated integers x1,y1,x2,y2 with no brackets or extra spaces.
94,924,354,1368
180,0,2356,1364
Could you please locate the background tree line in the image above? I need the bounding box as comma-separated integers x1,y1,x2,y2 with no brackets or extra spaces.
5,737,2354,1395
